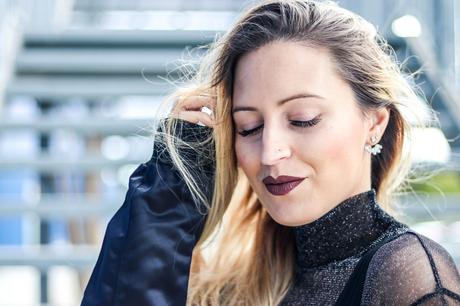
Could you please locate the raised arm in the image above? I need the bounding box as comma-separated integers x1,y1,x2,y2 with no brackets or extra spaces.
81,118,215,306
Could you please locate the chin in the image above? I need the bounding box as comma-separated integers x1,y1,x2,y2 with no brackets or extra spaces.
267,211,311,227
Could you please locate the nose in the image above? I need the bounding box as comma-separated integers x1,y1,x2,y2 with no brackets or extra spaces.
260,124,291,165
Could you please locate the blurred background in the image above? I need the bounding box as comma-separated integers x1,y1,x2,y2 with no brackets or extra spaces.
0,0,459,305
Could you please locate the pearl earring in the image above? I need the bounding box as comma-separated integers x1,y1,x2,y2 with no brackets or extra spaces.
364,136,382,155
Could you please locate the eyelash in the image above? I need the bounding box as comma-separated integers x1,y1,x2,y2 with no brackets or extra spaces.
237,116,321,137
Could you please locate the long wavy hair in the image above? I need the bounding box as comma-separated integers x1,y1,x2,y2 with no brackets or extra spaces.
152,0,437,305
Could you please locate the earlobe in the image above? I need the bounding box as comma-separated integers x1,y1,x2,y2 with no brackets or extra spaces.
364,108,388,156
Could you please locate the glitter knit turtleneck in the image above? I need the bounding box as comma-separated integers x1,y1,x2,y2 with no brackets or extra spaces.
279,188,460,305
293,189,406,270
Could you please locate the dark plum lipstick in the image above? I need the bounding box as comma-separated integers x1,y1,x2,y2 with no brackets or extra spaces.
262,175,305,196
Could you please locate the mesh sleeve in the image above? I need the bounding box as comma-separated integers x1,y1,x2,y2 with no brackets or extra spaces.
361,232,460,305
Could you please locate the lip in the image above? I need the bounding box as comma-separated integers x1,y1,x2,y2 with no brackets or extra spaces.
263,175,305,196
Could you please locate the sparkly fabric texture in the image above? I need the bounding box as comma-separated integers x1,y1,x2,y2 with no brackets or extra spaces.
279,189,460,305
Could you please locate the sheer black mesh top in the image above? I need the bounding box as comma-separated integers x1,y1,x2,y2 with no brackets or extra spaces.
279,188,460,305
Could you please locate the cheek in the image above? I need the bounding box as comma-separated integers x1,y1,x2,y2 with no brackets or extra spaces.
235,139,258,173
324,122,363,162
325,134,350,161
295,119,354,164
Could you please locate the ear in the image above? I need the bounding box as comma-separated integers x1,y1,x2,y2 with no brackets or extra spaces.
367,107,390,142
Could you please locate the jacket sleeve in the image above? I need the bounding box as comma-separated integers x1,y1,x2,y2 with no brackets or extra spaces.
81,118,215,306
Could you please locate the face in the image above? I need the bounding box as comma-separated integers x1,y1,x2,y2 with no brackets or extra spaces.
232,40,384,227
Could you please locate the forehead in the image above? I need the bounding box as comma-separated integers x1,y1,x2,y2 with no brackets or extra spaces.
232,41,349,109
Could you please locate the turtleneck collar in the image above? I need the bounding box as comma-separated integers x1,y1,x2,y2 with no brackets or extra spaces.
293,188,405,270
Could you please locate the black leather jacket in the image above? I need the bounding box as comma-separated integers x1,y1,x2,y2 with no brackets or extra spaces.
81,119,215,306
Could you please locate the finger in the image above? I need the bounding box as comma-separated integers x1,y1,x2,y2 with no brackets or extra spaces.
179,97,215,113
200,106,214,117
175,95,216,112
172,111,215,127
198,94,217,110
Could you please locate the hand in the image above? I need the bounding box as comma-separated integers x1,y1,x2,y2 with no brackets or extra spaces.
170,94,216,128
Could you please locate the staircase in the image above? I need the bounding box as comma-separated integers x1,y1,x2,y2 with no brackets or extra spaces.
0,28,218,306
1,1,460,305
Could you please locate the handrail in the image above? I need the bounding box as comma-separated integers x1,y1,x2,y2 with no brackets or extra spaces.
0,4,24,112
405,37,460,131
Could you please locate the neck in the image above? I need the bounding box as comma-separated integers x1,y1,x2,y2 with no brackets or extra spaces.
292,188,404,269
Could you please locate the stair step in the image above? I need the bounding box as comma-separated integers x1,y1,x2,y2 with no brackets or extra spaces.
15,48,202,74
24,29,219,48
6,75,173,98
0,245,99,269
0,118,157,135
0,203,120,218
0,156,147,172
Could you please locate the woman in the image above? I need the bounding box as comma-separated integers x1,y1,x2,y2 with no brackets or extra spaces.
81,0,460,305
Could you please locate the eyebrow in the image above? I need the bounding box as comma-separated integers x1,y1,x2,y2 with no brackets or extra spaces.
232,93,324,114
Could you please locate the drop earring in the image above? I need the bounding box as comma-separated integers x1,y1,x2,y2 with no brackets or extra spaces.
364,135,382,155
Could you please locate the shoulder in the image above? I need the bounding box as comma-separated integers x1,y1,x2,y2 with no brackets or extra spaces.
374,231,456,267
361,230,460,305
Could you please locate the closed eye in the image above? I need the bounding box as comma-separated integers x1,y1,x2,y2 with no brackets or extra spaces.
237,116,321,137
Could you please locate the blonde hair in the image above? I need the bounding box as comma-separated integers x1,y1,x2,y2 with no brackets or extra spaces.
152,0,438,305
